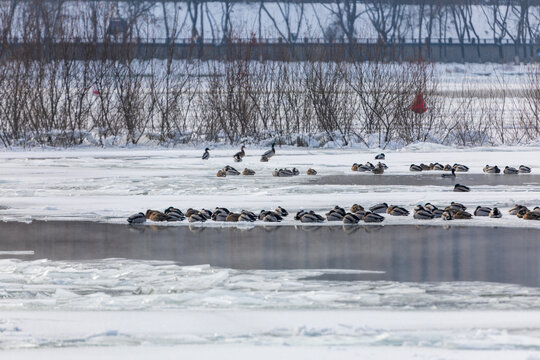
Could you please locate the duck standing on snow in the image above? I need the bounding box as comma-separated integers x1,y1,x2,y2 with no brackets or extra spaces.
233,146,246,162
202,148,210,160
375,153,385,160
474,206,491,216
261,143,276,161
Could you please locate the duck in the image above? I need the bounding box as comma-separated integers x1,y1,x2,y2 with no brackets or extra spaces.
343,212,361,224
234,146,246,160
239,211,257,222
483,165,500,174
164,210,185,222
453,164,469,172
326,209,345,221
202,148,210,160
225,213,241,222
363,212,384,223
350,204,366,215
300,211,325,223
474,206,492,216
441,210,454,220
509,204,528,215
307,168,317,175
356,163,373,172
145,209,170,222
294,210,307,220
446,202,467,212
517,207,529,218
260,155,269,162
453,184,470,192
127,212,146,224
351,163,360,171
519,165,531,174
413,206,434,219
275,206,289,217
212,208,229,221
273,168,293,177
489,208,502,218
431,163,444,171
441,168,456,178
188,212,207,223
386,205,410,216
372,163,384,174
224,165,240,176
261,211,280,222
523,211,540,220
216,169,226,177
375,153,385,160
410,164,423,172
292,168,300,176
378,162,388,169
242,168,256,176
453,210,472,219
420,163,431,171
185,208,199,218
262,143,276,160
504,166,519,174
199,209,213,220
369,203,388,214
443,164,452,171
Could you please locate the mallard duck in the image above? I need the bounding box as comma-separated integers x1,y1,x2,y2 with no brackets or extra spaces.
202,148,210,160
260,155,269,162
509,204,528,215
212,209,229,221
261,212,280,222
145,209,169,222
350,204,365,215
275,206,289,217
273,168,293,177
259,210,283,221
365,162,375,170
363,212,384,223
224,165,240,176
378,162,388,169
441,210,454,220
410,164,423,172
517,208,529,218
372,163,384,174
307,168,317,175
519,165,531,174
420,163,431,171
185,208,198,218
239,211,256,222
454,210,472,219
489,208,502,218
370,203,388,214
449,202,467,211
454,184,470,192
441,168,456,178
453,164,469,172
413,206,434,219
386,205,410,216
431,163,444,171
351,163,360,171
199,209,212,220
523,211,540,220
443,164,452,171
504,166,519,174
424,203,444,217
326,210,344,221
164,206,185,217
474,206,492,216
225,213,241,222
292,168,300,176
343,212,360,224
483,165,500,174
300,211,325,223
262,143,276,160
375,153,385,160
217,169,226,177
127,212,146,224
234,146,246,160
189,212,207,223
242,168,255,176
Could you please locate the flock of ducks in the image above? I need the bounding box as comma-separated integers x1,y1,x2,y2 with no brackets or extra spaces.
127,202,540,224
203,143,276,163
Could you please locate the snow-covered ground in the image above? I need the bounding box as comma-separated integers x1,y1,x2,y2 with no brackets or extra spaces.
0,144,539,228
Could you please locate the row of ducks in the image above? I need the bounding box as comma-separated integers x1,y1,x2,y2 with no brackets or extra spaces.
483,165,531,174
215,165,318,177
351,162,388,174
509,204,540,220
203,144,277,162
410,163,469,172
127,202,516,225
